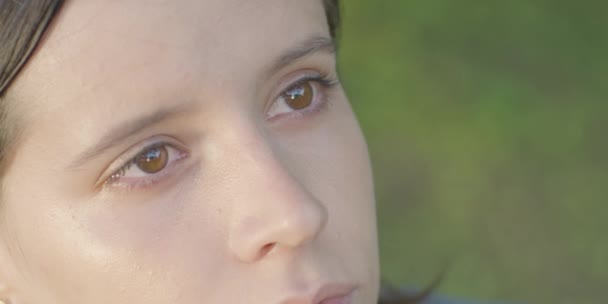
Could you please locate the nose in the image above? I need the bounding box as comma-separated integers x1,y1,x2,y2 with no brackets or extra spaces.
227,136,328,263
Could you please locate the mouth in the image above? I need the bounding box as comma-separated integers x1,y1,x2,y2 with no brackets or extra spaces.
314,283,357,304
277,282,358,304
317,293,353,304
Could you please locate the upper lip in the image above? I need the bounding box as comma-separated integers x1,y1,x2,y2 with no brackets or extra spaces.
278,282,357,304
313,283,357,304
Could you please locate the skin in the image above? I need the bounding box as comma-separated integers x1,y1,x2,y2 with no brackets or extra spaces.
0,0,379,303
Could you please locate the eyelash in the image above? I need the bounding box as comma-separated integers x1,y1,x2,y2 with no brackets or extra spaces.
102,141,189,190
266,71,340,121
102,70,339,191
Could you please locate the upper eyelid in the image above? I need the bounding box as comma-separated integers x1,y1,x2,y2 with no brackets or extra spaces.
266,53,337,92
262,36,336,81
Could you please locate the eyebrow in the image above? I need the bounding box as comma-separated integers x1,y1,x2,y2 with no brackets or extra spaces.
69,36,335,168
69,103,197,168
264,35,336,78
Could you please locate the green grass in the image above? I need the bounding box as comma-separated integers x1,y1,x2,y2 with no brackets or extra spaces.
337,1,608,303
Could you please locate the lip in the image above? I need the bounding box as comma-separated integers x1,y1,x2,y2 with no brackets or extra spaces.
313,283,357,304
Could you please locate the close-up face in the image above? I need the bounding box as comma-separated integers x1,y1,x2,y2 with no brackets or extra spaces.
0,0,379,303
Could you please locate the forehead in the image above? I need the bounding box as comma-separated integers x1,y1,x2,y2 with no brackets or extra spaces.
47,0,328,59
11,0,329,115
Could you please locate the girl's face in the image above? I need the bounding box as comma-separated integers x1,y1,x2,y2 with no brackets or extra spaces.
0,1,379,303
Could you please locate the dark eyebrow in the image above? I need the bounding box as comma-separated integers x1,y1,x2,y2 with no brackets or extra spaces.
69,103,197,169
264,35,336,78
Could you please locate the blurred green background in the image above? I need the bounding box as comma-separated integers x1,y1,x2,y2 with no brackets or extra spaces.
337,1,607,303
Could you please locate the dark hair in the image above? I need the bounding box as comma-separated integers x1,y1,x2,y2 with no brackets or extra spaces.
0,0,64,95
0,1,434,303
0,0,64,179
323,0,340,41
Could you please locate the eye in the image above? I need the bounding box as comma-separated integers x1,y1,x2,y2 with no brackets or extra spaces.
104,142,188,189
266,72,339,120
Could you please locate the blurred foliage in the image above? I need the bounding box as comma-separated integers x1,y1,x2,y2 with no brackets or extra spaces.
337,1,608,303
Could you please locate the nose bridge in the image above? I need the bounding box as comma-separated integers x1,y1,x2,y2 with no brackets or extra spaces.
226,128,328,263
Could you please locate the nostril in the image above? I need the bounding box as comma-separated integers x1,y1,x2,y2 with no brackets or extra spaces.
259,243,276,258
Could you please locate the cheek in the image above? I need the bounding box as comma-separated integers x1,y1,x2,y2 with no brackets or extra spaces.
278,94,379,275
68,182,235,302
1,169,229,303
317,99,380,297
281,94,375,220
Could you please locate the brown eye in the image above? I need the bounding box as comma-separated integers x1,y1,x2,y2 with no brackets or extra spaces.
134,146,168,174
283,82,314,110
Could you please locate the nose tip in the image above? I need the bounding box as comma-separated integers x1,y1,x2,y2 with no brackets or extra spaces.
223,128,329,264
230,191,328,263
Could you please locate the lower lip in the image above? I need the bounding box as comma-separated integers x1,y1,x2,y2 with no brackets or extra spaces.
319,292,353,304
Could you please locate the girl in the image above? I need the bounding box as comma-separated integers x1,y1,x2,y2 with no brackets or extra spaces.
0,1,492,303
